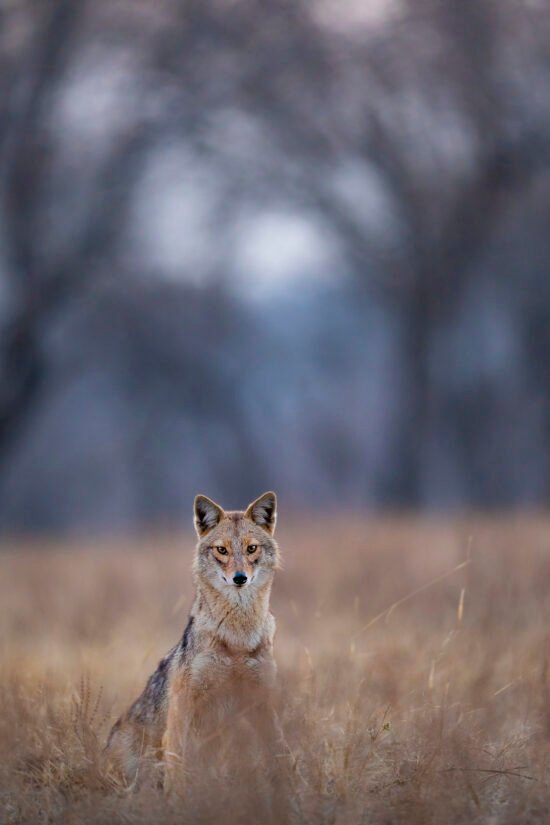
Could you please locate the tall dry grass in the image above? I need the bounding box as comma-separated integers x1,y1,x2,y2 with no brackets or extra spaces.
1,515,549,824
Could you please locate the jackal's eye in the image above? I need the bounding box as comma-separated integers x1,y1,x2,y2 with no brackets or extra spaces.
214,546,228,555
247,545,258,554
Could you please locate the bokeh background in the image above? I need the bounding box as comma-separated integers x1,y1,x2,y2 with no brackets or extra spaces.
1,0,549,535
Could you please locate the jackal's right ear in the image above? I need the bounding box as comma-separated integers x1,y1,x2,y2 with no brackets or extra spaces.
194,495,225,537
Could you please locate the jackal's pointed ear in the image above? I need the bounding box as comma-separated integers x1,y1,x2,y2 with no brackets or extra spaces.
194,495,225,537
245,491,277,535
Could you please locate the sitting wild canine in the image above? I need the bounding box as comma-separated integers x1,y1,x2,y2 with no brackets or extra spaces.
106,491,284,800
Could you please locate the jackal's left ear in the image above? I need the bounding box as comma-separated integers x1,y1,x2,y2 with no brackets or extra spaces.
194,495,225,537
245,491,277,534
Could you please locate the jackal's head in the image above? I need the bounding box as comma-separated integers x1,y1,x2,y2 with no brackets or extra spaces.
193,491,279,596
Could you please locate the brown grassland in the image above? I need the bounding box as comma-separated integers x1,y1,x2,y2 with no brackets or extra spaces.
0,515,549,824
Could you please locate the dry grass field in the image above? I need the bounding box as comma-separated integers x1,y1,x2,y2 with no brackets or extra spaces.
1,515,549,824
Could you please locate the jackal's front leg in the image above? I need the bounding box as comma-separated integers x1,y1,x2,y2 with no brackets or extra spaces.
250,699,293,824
163,678,192,796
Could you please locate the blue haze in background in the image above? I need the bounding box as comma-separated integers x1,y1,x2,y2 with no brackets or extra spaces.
0,0,549,533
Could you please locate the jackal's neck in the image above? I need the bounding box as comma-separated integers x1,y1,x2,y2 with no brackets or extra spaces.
194,580,274,652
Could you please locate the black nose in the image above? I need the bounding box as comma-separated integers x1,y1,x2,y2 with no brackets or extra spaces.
233,572,247,586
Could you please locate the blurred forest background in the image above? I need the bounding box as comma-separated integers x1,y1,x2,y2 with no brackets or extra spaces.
0,0,549,535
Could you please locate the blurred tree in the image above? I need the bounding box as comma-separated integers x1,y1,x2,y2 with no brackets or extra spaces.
0,0,549,531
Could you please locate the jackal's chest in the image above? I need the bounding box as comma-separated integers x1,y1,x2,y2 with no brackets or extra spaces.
189,647,276,699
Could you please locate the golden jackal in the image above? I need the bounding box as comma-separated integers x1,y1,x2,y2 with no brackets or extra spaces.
106,491,283,795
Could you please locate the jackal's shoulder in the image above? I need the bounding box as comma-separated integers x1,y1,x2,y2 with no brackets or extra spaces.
126,615,195,725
